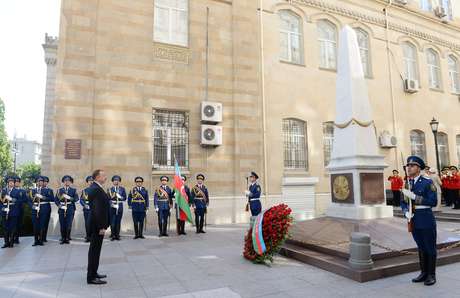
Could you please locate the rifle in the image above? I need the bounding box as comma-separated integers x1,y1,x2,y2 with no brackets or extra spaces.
401,152,414,233
245,177,249,212
3,190,12,221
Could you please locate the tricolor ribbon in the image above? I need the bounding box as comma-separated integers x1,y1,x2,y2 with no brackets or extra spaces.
252,210,267,255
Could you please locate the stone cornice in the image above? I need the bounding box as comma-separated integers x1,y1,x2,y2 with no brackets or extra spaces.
292,0,460,51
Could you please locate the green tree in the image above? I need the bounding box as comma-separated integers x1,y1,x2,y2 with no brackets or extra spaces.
17,163,41,188
0,98,12,181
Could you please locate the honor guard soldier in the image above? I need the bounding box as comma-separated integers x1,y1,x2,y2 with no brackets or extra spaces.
401,156,438,286
175,175,191,235
42,176,53,242
128,177,149,239
154,176,173,237
13,176,26,244
80,176,94,242
191,174,209,234
28,176,53,246
1,176,25,248
245,172,262,217
55,175,79,244
108,175,126,241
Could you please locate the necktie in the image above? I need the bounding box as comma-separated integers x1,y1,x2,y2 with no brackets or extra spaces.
409,179,415,190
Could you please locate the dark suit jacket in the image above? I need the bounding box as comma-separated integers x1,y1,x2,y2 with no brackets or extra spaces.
88,182,110,232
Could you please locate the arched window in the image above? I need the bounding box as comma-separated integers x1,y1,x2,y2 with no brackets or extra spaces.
354,28,371,77
410,130,427,161
154,0,188,47
283,119,308,170
323,122,334,166
448,55,460,94
317,20,337,70
279,10,303,64
402,42,418,82
426,49,442,89
437,132,450,169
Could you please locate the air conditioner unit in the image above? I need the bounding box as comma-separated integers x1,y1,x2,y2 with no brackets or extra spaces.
201,125,223,146
201,101,222,123
379,131,397,148
393,0,407,5
404,79,419,93
434,6,447,18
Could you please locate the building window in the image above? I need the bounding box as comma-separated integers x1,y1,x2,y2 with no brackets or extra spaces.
317,20,337,70
154,0,188,47
283,119,308,170
456,135,460,166
437,132,450,169
402,42,418,82
279,10,303,64
410,130,427,162
441,0,453,20
323,122,334,167
420,0,432,11
152,109,189,170
426,49,442,89
355,28,371,77
448,55,460,94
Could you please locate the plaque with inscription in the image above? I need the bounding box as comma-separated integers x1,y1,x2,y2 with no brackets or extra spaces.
360,173,385,205
331,173,354,204
64,139,82,160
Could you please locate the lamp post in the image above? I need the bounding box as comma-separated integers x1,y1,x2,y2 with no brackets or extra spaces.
430,118,441,176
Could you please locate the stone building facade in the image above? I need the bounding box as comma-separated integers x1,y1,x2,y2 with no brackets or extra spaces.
44,0,460,231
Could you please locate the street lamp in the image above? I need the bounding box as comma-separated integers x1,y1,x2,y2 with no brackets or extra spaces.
430,118,441,176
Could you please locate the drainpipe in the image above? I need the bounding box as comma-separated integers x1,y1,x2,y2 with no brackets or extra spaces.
259,0,269,203
384,0,398,169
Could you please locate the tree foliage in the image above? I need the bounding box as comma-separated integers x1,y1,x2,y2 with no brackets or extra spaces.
17,163,41,188
0,98,13,180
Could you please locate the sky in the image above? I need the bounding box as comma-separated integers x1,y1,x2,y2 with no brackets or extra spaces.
0,0,61,143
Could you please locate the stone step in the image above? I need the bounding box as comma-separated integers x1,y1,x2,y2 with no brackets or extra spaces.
280,242,460,283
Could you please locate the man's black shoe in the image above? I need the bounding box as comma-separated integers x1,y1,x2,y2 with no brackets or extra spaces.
96,273,107,279
87,278,107,285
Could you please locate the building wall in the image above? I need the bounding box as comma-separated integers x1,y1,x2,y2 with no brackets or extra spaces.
11,138,41,166
262,0,460,215
48,0,460,232
50,0,262,226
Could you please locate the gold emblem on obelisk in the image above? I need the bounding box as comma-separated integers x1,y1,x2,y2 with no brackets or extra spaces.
333,175,350,201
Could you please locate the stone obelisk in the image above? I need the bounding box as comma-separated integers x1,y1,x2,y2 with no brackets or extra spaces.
326,26,393,220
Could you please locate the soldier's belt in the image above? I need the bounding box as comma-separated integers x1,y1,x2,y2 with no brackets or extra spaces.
60,202,72,205
249,198,260,202
132,199,145,203
158,199,169,202
194,197,204,200
35,202,50,205
415,206,430,209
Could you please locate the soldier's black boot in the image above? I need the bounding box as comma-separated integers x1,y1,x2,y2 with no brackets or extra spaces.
162,220,168,237
39,231,45,246
139,222,145,239
2,232,9,248
9,232,14,247
133,223,139,239
412,251,427,283
158,222,163,237
60,229,66,244
43,227,48,242
176,221,181,235
65,229,71,244
181,221,186,235
32,233,39,246
424,256,436,286
199,217,205,233
195,217,200,234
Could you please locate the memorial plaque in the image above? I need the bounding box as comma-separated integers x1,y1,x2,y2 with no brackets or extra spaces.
64,139,82,160
360,173,385,204
331,173,354,204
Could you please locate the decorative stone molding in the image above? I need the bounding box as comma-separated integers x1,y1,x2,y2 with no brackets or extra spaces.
291,0,460,51
153,42,190,64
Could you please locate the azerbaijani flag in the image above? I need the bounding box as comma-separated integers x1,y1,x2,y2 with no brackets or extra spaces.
173,159,193,223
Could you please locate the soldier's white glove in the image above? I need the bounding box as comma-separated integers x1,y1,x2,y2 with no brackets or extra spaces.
244,190,251,196
36,194,44,199
60,205,67,211
3,207,9,213
112,204,119,209
63,194,71,200
145,209,149,213
155,208,159,212
85,205,90,210
404,211,413,220
33,205,39,211
116,193,122,199
5,195,12,202
401,189,416,201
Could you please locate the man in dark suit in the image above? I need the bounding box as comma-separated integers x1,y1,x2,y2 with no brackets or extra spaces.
86,169,110,285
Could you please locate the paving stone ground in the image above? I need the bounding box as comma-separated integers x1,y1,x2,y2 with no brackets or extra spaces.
0,224,459,298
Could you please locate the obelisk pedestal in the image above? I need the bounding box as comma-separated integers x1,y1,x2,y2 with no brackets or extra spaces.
326,26,393,220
